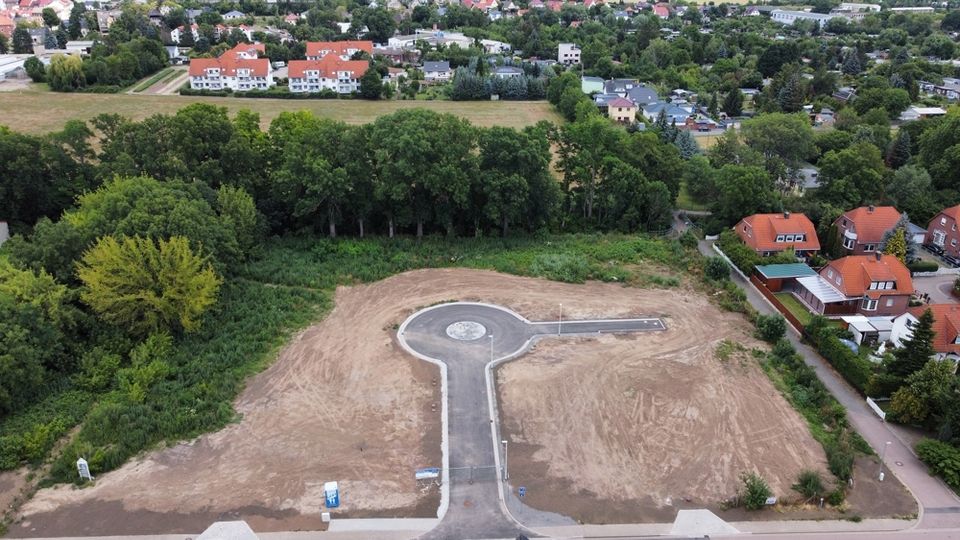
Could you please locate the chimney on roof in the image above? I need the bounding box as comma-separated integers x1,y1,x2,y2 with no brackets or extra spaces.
783,211,790,219
875,251,882,261
868,204,875,213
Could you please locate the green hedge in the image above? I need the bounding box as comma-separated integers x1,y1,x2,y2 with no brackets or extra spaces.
179,87,344,99
908,260,939,273
917,438,960,489
806,316,874,394
716,230,798,275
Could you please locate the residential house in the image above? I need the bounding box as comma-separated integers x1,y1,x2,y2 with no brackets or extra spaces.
171,24,199,45
306,40,373,61
493,66,524,78
423,60,451,82
558,42,580,65
926,204,960,258
734,211,821,257
626,84,658,105
682,114,718,132
603,78,640,96
0,12,13,37
919,78,960,101
607,97,637,123
793,253,914,317
388,29,473,50
581,75,604,94
652,2,670,18
188,43,273,92
770,9,844,27
480,38,511,54
891,304,960,363
834,205,902,255
223,10,245,20
288,56,368,93
641,101,692,124
899,106,947,121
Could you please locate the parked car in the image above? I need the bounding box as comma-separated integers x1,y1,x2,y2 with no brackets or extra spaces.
923,243,944,255
942,255,960,268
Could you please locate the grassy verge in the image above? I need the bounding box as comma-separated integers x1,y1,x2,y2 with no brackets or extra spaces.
676,180,709,212
131,68,173,93
16,233,693,484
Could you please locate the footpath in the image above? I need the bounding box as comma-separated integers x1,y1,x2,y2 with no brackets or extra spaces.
699,239,960,531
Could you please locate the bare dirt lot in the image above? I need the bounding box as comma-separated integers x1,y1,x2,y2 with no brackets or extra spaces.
11,269,914,535
496,286,833,523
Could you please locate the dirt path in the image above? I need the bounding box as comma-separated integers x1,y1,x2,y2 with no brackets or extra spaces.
146,69,189,95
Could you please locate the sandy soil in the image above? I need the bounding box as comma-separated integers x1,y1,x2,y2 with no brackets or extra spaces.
0,468,30,516
496,285,833,523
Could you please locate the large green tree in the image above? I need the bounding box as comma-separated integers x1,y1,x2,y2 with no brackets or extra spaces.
887,308,936,379
77,235,222,337
816,142,886,208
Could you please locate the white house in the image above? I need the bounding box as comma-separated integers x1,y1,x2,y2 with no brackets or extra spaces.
899,106,947,122
188,43,274,91
558,42,580,65
891,304,960,363
288,56,369,93
223,10,245,20
423,60,451,82
493,66,524,78
770,9,843,28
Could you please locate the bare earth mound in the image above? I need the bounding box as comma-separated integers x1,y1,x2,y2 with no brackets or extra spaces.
496,287,830,523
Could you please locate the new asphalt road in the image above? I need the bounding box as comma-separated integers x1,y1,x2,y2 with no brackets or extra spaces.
398,303,666,540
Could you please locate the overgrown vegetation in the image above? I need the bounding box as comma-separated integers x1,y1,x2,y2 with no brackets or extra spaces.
738,472,773,511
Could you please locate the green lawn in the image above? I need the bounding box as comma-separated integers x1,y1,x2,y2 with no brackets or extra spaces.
776,292,814,327
0,85,563,135
676,180,709,212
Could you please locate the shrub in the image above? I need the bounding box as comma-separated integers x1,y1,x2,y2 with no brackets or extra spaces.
739,471,773,510
705,256,730,281
756,314,787,342
827,488,846,506
792,469,825,499
916,438,960,489
806,317,873,393
908,260,939,273
529,253,590,283
826,431,856,481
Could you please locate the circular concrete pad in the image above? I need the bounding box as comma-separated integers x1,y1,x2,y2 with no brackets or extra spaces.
445,321,488,341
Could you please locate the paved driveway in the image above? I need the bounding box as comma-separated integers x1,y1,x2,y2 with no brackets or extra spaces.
913,273,959,304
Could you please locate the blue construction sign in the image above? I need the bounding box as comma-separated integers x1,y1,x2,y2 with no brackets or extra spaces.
518,486,526,498
324,481,340,509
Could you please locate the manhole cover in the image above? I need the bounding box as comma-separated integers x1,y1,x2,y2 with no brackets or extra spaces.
895,461,904,466
446,321,487,341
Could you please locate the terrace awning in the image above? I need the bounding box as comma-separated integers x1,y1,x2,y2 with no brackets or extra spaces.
796,275,848,304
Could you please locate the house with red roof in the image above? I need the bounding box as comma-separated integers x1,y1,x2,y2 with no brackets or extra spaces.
891,304,960,363
734,211,820,257
0,13,13,37
288,56,369,94
305,40,373,61
652,2,671,18
925,204,960,259
188,42,273,92
607,97,637,123
792,253,914,317
834,205,902,255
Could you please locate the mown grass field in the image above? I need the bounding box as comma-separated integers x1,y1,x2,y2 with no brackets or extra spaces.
0,85,563,134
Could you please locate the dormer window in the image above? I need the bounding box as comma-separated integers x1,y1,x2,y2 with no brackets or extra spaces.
785,234,794,242
776,235,785,242
795,234,804,242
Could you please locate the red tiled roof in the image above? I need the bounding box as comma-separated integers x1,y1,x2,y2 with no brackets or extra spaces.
907,304,960,355
837,206,901,245
823,254,914,298
608,97,636,108
288,56,369,79
735,212,820,253
188,55,269,77
305,40,373,59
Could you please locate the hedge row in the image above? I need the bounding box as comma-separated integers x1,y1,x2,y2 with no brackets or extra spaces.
178,87,351,100
805,317,874,394
916,438,960,489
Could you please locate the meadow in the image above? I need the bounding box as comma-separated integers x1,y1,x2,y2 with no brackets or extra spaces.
0,85,562,134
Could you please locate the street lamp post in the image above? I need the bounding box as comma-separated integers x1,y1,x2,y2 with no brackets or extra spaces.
502,439,509,480
558,303,563,336
879,441,891,481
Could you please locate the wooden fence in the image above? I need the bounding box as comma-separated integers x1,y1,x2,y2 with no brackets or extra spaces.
750,274,807,334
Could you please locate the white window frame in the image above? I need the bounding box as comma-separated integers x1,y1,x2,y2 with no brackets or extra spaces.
796,234,805,242
864,244,875,252
862,298,878,311
886,298,894,307
843,237,855,249
869,282,878,290
776,235,785,242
